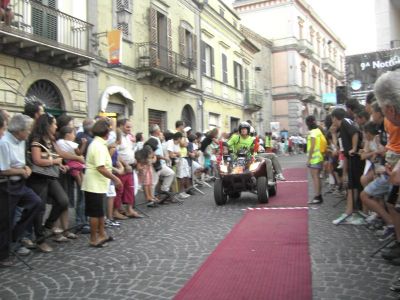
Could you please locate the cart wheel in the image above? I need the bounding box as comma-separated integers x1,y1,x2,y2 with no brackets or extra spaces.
268,182,277,197
257,177,269,203
214,178,227,205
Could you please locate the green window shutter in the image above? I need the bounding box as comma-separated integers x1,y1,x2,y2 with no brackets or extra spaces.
201,41,206,75
32,0,58,41
222,54,227,83
210,46,215,78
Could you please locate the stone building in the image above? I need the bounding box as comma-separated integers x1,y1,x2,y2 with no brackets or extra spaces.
233,0,345,135
0,0,92,121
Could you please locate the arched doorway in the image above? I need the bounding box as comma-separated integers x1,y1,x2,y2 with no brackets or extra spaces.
181,104,196,131
26,80,64,115
100,86,134,117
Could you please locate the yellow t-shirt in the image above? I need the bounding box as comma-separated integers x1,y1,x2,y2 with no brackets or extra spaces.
82,136,112,193
307,128,324,164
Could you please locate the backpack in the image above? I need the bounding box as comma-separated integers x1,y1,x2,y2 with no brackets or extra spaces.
318,128,327,154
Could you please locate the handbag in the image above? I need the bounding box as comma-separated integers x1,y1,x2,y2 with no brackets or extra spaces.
26,141,60,178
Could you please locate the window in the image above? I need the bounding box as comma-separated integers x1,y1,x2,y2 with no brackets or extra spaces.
148,109,167,132
116,0,131,11
32,0,57,41
209,113,220,129
234,61,243,90
311,66,317,90
150,8,171,69
222,53,228,83
230,117,240,132
201,42,214,77
179,25,196,67
298,17,304,40
115,0,133,40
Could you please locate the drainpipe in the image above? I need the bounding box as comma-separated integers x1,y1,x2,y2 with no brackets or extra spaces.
87,0,99,118
196,1,205,132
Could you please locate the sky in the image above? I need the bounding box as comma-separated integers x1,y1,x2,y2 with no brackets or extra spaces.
223,0,377,55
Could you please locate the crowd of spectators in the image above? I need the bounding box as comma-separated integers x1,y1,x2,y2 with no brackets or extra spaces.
306,67,400,292
0,102,286,266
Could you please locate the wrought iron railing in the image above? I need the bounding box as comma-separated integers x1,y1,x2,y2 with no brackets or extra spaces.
136,42,196,82
244,89,263,108
5,0,93,53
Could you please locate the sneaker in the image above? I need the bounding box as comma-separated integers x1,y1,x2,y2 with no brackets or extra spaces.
179,192,190,199
332,213,350,225
308,195,323,204
365,212,378,224
376,226,395,241
111,220,121,227
80,225,91,234
105,219,113,228
16,246,31,256
345,215,366,225
275,173,286,181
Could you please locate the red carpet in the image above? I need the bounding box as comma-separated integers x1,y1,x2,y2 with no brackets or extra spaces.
174,210,311,300
175,167,311,300
267,167,309,207
282,167,307,181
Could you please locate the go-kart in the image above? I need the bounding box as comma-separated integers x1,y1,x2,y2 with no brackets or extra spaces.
213,150,277,206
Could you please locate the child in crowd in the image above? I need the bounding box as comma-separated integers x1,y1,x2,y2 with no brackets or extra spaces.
359,121,381,189
135,145,158,206
56,126,87,186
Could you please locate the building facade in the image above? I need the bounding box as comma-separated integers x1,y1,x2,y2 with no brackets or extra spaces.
233,0,345,135
199,0,262,133
0,0,263,135
0,0,92,121
376,0,400,50
88,0,201,133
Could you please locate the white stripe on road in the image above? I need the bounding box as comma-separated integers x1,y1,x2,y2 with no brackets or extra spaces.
243,206,309,211
278,180,308,183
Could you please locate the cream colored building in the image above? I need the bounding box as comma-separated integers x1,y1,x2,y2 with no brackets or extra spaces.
199,0,262,133
0,0,92,121
88,0,201,134
234,0,345,135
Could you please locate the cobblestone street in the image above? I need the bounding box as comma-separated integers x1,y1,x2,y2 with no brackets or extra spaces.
0,155,400,299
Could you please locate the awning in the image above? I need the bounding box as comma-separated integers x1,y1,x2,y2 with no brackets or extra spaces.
100,86,134,112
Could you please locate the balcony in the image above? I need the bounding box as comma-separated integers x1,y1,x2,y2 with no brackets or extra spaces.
136,42,196,91
244,89,263,112
322,57,336,74
0,0,94,68
297,39,313,59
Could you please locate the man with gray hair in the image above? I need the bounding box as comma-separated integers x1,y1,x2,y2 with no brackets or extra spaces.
0,114,41,267
149,124,175,196
373,69,400,264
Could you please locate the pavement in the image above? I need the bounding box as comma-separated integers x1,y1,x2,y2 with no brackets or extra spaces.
0,154,399,299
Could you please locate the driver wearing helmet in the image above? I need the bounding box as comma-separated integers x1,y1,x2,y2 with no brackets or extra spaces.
227,122,255,156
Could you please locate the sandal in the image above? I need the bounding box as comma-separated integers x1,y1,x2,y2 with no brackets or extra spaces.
98,236,115,245
53,235,69,243
64,232,78,239
89,242,108,248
